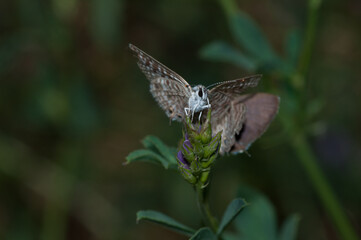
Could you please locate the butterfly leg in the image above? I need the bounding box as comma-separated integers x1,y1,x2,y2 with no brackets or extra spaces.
191,109,195,122
199,101,211,121
191,104,200,122
184,107,190,116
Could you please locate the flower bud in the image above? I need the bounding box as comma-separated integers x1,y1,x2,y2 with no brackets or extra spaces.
203,131,222,159
176,109,222,187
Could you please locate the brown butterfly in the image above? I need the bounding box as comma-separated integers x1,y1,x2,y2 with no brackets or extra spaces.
129,43,279,154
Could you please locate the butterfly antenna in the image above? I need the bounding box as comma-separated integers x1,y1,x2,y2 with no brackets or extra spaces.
206,82,222,89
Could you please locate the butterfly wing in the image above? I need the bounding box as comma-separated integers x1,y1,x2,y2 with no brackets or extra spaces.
212,100,247,154
229,93,280,153
129,44,192,121
208,75,261,119
149,79,190,121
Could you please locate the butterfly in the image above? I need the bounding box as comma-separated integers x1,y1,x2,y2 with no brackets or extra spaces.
129,43,280,154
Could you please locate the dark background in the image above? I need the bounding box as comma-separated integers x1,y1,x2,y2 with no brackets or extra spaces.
0,0,360,239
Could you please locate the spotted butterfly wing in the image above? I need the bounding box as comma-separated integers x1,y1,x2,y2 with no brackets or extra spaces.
207,75,262,153
211,92,280,155
129,44,192,121
208,75,261,118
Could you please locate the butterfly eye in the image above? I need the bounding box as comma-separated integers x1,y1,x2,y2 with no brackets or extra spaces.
198,89,203,98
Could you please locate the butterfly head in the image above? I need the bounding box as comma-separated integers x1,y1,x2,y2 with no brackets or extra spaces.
192,85,208,102
187,85,211,117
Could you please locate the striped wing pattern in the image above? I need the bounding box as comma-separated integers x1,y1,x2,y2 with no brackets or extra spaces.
129,44,279,154
129,44,192,121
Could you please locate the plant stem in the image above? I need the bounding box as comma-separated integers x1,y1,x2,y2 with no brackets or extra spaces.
291,0,359,239
196,184,218,233
282,115,358,240
290,132,359,240
298,0,322,77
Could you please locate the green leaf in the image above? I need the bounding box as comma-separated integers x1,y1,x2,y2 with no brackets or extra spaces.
217,198,248,235
235,190,277,240
142,135,177,165
199,41,256,71
279,215,300,240
222,232,241,240
285,29,302,68
229,12,279,64
281,29,302,75
136,210,195,236
125,149,171,169
190,227,217,240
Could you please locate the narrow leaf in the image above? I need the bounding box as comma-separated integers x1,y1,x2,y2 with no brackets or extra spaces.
190,227,217,240
235,189,277,240
125,149,170,169
285,29,302,68
199,41,256,71
229,12,279,64
279,215,300,240
281,29,302,75
217,198,248,235
142,135,177,165
136,210,195,236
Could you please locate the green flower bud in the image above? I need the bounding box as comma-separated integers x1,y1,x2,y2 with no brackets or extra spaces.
203,131,222,159
200,170,210,185
179,167,197,184
176,108,222,187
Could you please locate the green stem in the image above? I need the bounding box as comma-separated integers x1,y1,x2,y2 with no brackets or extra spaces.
298,0,322,77
196,184,218,233
289,0,359,239
290,132,359,240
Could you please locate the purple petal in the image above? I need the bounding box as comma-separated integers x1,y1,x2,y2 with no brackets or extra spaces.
185,133,190,141
177,151,190,169
183,140,193,153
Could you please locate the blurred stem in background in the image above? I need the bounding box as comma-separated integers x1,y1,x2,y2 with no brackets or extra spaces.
287,0,358,239
217,0,359,239
40,143,80,240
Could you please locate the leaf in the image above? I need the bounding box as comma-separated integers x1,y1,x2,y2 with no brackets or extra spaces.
217,198,248,235
222,232,242,240
229,12,279,64
142,135,177,165
281,29,302,75
136,210,195,236
235,188,277,240
284,29,302,69
199,41,256,71
125,149,171,169
279,215,300,240
234,186,299,240
190,227,217,240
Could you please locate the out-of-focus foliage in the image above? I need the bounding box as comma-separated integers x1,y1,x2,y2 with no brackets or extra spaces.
126,135,178,169
136,210,196,236
0,0,360,239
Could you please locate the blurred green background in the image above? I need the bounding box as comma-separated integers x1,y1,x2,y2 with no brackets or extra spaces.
0,0,360,239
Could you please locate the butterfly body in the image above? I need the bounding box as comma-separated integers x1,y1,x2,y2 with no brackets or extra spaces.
129,43,279,154
186,85,211,120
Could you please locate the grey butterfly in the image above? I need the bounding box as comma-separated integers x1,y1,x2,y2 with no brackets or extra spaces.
129,43,279,154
